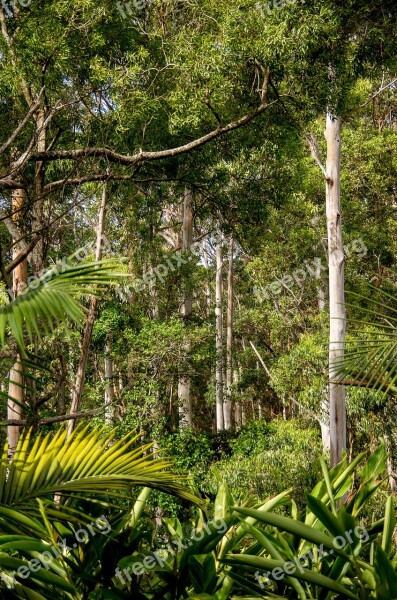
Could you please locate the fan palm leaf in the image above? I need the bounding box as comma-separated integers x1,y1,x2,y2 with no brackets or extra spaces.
0,426,201,527
334,286,397,396
0,427,203,598
0,253,124,353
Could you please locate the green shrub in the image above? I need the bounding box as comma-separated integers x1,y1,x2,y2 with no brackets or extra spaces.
147,429,215,517
202,419,323,506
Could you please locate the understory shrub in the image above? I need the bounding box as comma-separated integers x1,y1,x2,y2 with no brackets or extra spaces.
201,418,323,506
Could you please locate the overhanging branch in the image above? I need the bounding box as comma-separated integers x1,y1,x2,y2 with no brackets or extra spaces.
1,406,110,427
1,98,281,190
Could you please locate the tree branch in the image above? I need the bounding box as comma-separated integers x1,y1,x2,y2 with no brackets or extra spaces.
0,99,281,190
4,238,39,275
0,88,45,156
1,406,109,427
31,101,276,165
306,133,327,177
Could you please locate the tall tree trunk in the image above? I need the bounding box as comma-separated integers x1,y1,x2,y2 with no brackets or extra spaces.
67,183,107,437
215,235,224,431
7,188,28,456
57,355,67,416
202,239,212,315
224,237,234,429
178,189,193,427
241,404,246,427
234,369,241,428
32,107,46,274
325,113,346,467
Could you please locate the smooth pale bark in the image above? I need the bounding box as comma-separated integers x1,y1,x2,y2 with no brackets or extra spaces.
325,113,346,467
8,363,24,457
240,364,246,426
241,405,246,426
202,239,212,314
7,188,28,455
149,218,160,319
320,398,331,452
215,236,224,431
234,369,241,429
316,261,326,312
384,416,397,494
224,237,234,430
178,188,193,427
67,184,107,437
250,341,273,421
32,107,46,274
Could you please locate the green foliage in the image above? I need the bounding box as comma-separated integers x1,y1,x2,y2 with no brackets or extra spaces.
2,1,397,595
146,429,216,518
202,420,323,506
224,446,394,599
0,427,202,598
0,256,122,353
112,482,291,599
0,426,201,519
0,435,394,600
160,429,215,477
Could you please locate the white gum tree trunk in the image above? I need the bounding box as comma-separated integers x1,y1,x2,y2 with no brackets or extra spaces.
325,112,346,467
224,236,234,430
178,188,193,427
215,235,224,431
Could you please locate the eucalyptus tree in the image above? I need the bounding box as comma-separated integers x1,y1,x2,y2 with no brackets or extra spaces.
178,188,193,427
0,0,282,434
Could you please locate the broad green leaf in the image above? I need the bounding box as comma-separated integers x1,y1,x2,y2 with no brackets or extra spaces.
222,555,358,599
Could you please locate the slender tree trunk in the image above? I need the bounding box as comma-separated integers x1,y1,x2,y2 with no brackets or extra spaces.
234,369,241,428
32,107,46,274
224,237,234,429
215,235,224,431
67,183,107,436
325,113,346,467
256,360,263,419
149,219,159,319
241,405,246,427
178,188,193,427
7,188,28,455
202,239,212,314
384,411,397,494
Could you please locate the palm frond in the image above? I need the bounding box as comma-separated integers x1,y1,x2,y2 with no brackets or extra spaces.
0,254,124,352
0,425,202,529
334,285,397,396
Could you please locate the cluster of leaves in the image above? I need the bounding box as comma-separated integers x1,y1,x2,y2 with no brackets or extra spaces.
201,419,323,507
0,427,394,599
